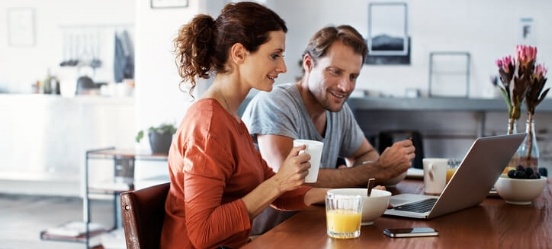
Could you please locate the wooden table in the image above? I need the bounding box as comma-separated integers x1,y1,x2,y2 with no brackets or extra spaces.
242,179,552,249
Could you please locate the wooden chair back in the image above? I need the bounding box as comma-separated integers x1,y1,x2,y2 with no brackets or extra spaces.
120,182,170,249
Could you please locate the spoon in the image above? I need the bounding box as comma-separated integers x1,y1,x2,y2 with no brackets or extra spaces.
367,178,376,197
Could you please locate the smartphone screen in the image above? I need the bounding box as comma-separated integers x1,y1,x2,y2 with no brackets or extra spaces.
383,227,439,238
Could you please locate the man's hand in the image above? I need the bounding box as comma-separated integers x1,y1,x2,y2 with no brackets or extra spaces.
376,139,415,179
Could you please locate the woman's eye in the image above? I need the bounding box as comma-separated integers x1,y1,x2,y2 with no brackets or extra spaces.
271,54,281,60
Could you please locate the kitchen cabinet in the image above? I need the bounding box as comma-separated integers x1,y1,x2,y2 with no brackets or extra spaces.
0,94,135,196
347,96,552,171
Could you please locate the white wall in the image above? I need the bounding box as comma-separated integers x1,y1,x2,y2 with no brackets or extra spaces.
132,1,231,183
0,0,136,93
269,0,552,98
133,1,192,143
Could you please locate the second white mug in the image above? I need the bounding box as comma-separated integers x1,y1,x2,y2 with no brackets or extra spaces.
423,158,448,194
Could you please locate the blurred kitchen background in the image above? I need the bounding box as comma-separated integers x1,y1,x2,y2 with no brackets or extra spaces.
1,0,551,222
1,0,552,248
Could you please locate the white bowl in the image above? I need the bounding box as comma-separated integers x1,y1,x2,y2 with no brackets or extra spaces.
495,176,547,205
381,171,407,188
328,188,391,225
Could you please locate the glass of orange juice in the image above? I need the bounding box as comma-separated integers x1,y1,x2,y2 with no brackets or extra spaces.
446,159,460,183
326,193,362,239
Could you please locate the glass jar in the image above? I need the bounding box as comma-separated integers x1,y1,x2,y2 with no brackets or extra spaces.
517,119,539,172
505,118,520,170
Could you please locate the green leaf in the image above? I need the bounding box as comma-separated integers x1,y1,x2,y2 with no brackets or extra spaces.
135,130,144,143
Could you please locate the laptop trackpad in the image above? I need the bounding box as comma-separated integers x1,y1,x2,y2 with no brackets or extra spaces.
390,194,436,207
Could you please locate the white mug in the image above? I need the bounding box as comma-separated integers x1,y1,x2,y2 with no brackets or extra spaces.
423,158,448,194
293,139,323,183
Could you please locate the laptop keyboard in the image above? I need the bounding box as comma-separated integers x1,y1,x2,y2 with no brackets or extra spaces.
393,198,438,213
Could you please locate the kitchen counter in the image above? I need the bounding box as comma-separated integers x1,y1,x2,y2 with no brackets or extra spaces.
0,94,135,196
347,96,552,112
347,96,552,173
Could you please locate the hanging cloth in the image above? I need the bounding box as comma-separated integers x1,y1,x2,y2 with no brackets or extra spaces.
113,30,134,83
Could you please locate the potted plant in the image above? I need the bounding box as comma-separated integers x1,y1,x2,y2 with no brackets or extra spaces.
135,123,177,154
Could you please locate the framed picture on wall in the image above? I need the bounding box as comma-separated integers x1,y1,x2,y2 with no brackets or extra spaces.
151,0,188,9
366,2,410,65
428,52,471,98
7,8,35,47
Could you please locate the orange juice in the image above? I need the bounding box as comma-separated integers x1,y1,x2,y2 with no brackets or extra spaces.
446,168,456,183
326,209,361,234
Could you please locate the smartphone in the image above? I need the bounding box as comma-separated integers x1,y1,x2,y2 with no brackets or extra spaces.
383,227,439,238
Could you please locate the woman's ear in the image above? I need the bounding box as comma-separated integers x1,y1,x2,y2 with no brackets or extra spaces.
229,43,247,64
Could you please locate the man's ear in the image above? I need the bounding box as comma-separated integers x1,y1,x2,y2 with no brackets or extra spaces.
230,43,247,64
303,53,314,72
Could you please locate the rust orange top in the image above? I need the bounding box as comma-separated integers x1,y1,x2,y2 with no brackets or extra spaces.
161,99,310,249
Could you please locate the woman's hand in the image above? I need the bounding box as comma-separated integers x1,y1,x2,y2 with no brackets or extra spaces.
272,144,311,192
242,145,311,219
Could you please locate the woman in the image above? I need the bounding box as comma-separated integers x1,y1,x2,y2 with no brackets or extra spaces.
160,2,327,249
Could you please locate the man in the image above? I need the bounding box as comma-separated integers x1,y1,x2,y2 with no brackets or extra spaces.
242,25,415,235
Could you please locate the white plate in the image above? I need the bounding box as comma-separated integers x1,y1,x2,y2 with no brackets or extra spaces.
406,168,424,179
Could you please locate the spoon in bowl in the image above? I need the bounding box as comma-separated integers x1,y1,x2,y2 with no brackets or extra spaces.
367,178,376,197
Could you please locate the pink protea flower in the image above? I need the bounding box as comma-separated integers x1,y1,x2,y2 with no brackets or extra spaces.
496,55,514,73
534,63,548,80
516,45,537,67
495,45,538,122
526,63,549,115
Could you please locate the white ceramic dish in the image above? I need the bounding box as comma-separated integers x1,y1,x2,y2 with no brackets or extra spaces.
495,176,546,205
406,167,424,179
382,171,407,187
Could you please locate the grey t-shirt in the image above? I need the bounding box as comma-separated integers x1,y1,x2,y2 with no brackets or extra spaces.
242,83,364,168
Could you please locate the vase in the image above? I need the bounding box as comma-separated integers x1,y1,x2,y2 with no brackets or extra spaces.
506,118,517,135
505,118,520,170
517,119,539,173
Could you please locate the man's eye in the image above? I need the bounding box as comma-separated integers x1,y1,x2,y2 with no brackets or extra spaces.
328,69,340,75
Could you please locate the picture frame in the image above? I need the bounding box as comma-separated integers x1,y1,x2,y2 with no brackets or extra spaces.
366,2,410,65
367,2,408,56
151,0,189,9
7,8,35,47
428,52,471,98
365,37,411,65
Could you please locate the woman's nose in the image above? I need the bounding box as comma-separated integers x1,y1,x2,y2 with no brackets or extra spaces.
278,59,287,73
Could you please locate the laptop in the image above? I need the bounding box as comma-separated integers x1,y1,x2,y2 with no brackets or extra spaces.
384,133,526,219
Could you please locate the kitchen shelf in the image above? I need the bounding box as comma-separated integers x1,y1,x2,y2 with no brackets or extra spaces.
42,147,168,249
